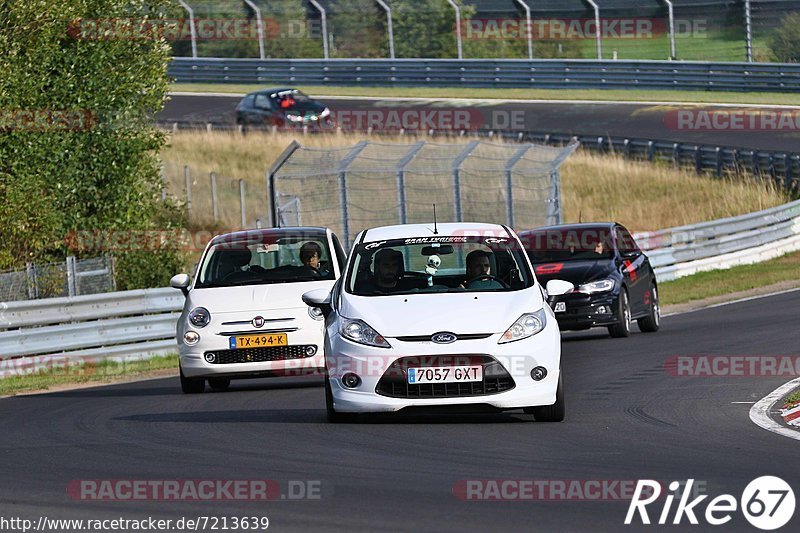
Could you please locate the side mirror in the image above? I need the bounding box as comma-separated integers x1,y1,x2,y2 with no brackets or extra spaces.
302,288,333,318
170,274,190,297
545,279,574,297
620,249,640,259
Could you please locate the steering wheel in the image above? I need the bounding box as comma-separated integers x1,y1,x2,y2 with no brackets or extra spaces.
465,274,510,289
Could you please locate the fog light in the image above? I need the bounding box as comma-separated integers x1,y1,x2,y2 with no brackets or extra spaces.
183,331,200,345
308,306,324,321
597,306,608,314
305,345,317,356
341,373,361,388
531,366,547,381
204,352,216,363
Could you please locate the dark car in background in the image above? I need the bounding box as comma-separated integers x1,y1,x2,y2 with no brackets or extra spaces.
235,88,331,130
519,223,660,338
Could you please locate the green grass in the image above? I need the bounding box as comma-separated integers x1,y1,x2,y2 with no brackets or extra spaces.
786,391,800,407
170,83,800,106
660,250,800,306
0,354,178,396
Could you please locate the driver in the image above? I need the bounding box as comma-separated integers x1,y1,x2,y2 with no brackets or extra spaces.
358,248,404,293
463,250,503,289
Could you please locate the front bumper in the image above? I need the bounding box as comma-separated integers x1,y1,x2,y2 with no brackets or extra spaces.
325,320,561,413
551,292,618,330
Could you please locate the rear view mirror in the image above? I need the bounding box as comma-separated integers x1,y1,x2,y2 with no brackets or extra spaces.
421,245,453,255
545,279,574,297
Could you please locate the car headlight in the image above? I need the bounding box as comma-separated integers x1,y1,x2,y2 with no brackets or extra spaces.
339,318,390,348
320,107,331,118
286,114,303,122
188,307,211,328
576,279,615,294
499,309,547,344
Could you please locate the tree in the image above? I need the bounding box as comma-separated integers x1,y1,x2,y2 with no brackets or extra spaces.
768,12,800,62
0,0,184,289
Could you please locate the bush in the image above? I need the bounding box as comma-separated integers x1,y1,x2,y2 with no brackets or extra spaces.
0,0,186,290
768,12,800,62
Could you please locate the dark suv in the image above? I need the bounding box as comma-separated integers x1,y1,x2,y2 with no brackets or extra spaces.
235,88,331,130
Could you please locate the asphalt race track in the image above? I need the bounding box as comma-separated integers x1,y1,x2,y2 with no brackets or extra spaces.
161,94,800,153
2,290,798,532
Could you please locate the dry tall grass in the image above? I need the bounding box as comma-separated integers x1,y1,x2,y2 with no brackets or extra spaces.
161,130,790,232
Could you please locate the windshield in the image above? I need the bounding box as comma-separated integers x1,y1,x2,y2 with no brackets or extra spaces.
345,236,534,296
196,235,334,288
522,228,615,263
270,90,312,110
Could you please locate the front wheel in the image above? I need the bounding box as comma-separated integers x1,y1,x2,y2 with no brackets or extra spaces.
524,373,565,422
325,375,358,423
180,365,205,394
637,284,661,333
608,289,632,338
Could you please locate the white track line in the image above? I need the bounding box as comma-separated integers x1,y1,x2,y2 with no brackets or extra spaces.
662,287,800,317
168,92,800,109
750,377,800,442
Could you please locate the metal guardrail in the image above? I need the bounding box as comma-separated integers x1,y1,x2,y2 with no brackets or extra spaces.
1,200,799,368
634,199,800,281
0,288,182,377
168,58,800,92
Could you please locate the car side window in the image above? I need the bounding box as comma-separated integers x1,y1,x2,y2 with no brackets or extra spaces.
331,234,347,272
254,94,271,110
243,95,255,108
615,227,639,255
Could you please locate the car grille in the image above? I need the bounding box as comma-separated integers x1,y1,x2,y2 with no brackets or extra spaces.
206,345,317,364
395,333,493,342
375,355,515,399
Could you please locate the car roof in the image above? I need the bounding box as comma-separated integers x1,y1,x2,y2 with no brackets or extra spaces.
209,227,329,245
246,87,299,96
360,222,514,242
518,222,618,235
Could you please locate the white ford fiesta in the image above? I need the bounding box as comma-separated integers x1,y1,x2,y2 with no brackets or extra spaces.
171,227,347,393
302,222,574,422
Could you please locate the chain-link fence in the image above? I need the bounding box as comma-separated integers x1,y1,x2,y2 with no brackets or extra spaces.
0,256,116,302
268,139,578,247
167,0,800,62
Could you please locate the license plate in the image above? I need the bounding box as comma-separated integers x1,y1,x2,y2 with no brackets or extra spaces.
554,302,566,313
407,366,483,384
229,333,288,349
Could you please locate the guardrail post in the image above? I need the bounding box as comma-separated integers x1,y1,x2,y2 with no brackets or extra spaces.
783,155,792,191
623,139,630,159
672,143,680,168
694,146,702,174
184,166,192,212
715,147,723,177
239,179,247,228
647,140,655,161
210,172,218,224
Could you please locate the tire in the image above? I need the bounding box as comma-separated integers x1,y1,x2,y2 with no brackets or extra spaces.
208,378,231,391
180,365,205,394
526,372,565,422
608,288,632,338
637,284,661,333
325,375,358,423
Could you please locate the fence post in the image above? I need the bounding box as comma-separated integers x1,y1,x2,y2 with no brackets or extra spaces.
184,166,192,212
239,179,247,228
744,0,753,62
210,172,218,224
396,141,426,225
452,140,480,223
505,144,531,229
66,256,77,297
25,263,38,299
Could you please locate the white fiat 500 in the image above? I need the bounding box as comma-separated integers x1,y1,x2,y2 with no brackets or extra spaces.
303,223,574,422
171,227,347,393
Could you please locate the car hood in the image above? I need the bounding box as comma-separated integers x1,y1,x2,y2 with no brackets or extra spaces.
187,280,335,314
281,101,326,115
533,259,615,286
340,288,544,337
